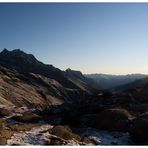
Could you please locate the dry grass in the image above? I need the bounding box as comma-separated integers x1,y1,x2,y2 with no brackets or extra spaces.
0,137,7,145
0,129,14,139
0,128,14,145
8,123,37,132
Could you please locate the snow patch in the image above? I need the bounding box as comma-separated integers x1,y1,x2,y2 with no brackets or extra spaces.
7,124,132,145
7,124,86,146
7,125,53,145
82,128,132,145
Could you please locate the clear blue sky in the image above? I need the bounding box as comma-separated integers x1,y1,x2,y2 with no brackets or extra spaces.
0,3,148,74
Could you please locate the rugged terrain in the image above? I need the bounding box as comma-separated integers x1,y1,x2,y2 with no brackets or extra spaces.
0,49,148,145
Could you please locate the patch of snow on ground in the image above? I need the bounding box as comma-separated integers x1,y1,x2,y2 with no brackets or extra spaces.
82,128,132,145
7,124,53,145
7,124,132,145
7,124,86,146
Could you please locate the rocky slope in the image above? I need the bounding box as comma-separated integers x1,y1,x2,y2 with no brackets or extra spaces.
0,49,99,110
0,49,148,145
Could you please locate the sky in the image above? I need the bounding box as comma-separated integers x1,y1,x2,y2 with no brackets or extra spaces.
0,3,148,74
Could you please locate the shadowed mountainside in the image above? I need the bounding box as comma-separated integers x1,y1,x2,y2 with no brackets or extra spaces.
0,49,100,110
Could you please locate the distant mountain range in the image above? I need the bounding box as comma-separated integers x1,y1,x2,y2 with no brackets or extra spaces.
85,73,147,90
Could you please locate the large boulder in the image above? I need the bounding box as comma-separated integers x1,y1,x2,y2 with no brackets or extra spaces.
50,125,80,141
94,108,132,131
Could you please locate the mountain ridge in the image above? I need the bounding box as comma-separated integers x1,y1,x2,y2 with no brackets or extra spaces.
0,49,101,109
85,73,147,90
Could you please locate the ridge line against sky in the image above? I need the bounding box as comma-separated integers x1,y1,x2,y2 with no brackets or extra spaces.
0,3,148,74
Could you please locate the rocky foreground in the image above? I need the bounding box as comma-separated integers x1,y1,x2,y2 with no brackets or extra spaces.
0,105,131,145
0,98,145,145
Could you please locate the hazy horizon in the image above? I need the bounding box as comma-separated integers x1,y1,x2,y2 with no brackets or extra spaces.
0,3,148,74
